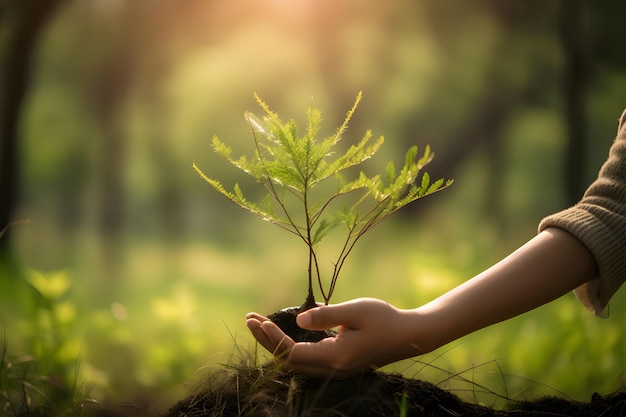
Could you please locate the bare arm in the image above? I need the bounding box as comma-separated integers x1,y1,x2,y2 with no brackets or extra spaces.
246,227,598,378
413,227,597,352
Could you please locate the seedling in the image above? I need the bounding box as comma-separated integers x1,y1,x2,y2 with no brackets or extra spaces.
194,92,452,311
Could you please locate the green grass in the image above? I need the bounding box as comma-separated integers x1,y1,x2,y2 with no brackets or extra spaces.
0,335,86,417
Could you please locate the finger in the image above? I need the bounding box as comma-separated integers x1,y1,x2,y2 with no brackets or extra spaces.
245,312,269,322
247,317,349,378
296,299,369,331
288,336,340,365
287,339,376,379
260,320,295,359
246,317,276,353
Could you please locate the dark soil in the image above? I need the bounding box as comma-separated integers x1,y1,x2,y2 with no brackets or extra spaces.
165,364,625,417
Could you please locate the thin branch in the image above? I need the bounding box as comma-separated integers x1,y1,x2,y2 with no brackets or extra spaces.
0,219,31,239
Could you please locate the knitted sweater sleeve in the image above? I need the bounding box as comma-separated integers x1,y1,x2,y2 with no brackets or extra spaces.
538,108,626,317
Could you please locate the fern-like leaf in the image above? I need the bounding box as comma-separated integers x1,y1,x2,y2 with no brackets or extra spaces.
194,92,452,305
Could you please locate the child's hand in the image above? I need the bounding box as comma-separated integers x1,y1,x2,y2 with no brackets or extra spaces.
246,298,424,379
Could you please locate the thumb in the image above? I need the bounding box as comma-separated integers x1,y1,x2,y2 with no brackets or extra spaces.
296,300,366,331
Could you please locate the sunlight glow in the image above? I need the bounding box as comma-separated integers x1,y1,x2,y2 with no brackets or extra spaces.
266,0,316,18
110,302,128,321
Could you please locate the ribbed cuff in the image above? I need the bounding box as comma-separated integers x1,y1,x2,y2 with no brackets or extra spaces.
539,206,625,317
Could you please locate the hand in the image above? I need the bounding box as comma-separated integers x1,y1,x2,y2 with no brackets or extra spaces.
246,298,425,379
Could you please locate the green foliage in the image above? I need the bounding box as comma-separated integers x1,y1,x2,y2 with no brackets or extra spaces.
0,340,86,417
0,269,86,417
194,92,452,305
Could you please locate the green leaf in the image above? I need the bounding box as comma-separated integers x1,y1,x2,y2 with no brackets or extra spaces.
312,217,337,245
386,160,396,186
27,269,71,301
419,172,431,197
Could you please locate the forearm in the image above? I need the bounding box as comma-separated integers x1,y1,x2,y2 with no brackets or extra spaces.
413,227,598,352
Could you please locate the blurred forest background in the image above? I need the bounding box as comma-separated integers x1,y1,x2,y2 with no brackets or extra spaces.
1,0,625,414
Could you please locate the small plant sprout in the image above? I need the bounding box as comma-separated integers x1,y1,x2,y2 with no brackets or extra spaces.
193,92,452,311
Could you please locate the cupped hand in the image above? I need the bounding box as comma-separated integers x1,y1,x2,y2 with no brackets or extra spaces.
245,298,425,379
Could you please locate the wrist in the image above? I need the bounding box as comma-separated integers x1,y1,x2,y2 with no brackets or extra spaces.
403,306,445,355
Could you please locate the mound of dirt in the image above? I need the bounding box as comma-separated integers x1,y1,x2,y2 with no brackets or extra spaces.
165,364,625,417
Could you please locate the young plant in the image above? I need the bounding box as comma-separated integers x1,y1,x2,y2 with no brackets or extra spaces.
194,92,452,310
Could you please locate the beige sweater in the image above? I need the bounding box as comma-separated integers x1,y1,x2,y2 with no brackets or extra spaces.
539,108,626,317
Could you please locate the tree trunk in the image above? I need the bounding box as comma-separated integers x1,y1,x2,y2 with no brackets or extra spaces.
0,0,64,255
559,0,589,205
